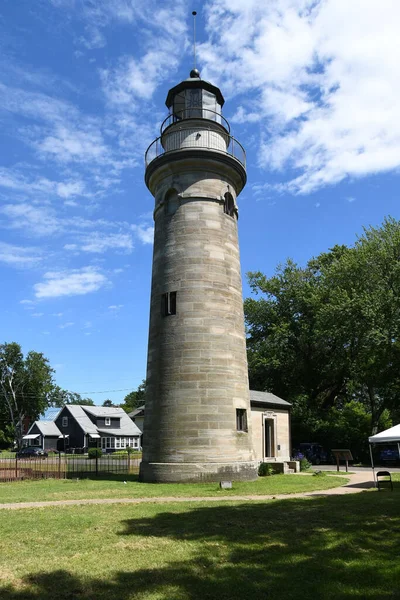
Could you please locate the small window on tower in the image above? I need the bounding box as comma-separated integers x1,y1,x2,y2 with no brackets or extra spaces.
236,409,248,432
161,291,177,316
224,192,236,218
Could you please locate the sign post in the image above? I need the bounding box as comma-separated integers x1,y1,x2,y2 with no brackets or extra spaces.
331,449,353,472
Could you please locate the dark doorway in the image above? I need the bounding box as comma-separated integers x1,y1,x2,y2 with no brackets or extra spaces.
264,418,275,458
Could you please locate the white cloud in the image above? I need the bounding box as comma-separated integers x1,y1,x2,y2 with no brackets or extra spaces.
108,304,123,310
200,0,400,194
131,224,154,245
0,168,86,200
38,125,109,164
59,322,74,329
80,233,133,254
0,242,42,268
56,181,86,198
0,203,60,236
0,83,136,179
34,267,109,298
20,299,35,305
32,313,44,317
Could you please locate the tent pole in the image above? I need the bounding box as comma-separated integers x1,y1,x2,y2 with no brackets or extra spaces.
369,444,376,487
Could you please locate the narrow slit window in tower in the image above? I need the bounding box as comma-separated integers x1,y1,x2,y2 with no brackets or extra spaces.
236,409,248,432
224,192,236,218
161,291,177,317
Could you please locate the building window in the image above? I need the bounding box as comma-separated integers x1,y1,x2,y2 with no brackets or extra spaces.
224,192,236,218
102,436,136,450
62,416,68,428
165,189,179,216
105,417,111,426
236,409,248,432
161,291,177,316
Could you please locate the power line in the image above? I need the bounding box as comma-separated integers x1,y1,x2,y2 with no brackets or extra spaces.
0,387,137,399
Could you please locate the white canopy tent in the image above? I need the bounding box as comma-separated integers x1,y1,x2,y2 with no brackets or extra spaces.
368,424,400,484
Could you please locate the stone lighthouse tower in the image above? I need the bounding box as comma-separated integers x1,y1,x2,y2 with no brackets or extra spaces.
139,68,257,483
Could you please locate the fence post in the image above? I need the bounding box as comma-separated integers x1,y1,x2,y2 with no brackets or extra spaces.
127,451,130,475
58,451,61,479
95,454,99,477
15,454,18,480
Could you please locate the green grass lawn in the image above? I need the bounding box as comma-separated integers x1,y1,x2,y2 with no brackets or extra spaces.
0,485,399,600
0,473,349,504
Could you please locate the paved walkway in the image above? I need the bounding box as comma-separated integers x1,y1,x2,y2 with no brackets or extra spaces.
0,472,376,511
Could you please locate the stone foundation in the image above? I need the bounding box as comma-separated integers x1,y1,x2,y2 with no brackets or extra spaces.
139,460,258,483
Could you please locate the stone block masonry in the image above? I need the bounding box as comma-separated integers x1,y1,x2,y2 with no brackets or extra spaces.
140,72,257,482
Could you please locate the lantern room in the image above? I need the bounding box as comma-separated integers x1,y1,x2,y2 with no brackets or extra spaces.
165,69,225,128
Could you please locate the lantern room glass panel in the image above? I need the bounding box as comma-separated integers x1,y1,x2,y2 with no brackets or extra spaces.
186,88,202,118
203,90,221,123
172,92,185,122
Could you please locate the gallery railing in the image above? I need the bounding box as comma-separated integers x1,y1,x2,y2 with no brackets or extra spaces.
145,128,246,169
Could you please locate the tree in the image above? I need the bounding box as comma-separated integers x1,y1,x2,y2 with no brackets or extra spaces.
245,217,400,444
48,386,94,407
120,380,146,413
102,399,114,407
0,342,54,448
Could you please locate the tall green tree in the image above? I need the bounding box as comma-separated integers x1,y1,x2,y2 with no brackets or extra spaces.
245,217,400,442
102,399,114,407
0,342,54,448
49,386,94,407
121,380,146,413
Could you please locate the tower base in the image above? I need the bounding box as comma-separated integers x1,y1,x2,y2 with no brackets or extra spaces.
139,461,258,483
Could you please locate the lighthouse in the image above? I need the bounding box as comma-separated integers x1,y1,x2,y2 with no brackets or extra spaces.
139,68,257,483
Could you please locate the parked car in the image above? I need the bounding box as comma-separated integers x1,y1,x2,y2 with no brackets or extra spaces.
16,447,48,458
298,443,328,465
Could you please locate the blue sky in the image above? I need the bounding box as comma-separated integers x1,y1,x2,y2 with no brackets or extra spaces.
1,0,399,404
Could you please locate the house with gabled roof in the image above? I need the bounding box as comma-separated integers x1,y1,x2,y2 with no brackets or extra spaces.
24,405,141,453
54,405,142,452
23,420,62,452
128,405,145,433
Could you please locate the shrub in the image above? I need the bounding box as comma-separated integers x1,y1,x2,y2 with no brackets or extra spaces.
258,462,275,477
299,457,312,472
88,448,102,459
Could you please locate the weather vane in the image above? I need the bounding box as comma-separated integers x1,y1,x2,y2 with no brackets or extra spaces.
192,11,197,70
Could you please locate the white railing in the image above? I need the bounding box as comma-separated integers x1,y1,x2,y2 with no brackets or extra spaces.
145,128,246,169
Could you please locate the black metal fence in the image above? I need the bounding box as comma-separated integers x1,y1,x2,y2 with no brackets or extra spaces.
0,454,141,482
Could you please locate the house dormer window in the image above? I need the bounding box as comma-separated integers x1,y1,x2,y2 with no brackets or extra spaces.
105,417,111,426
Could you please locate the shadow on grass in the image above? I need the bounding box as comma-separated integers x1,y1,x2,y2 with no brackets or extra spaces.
1,490,400,600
